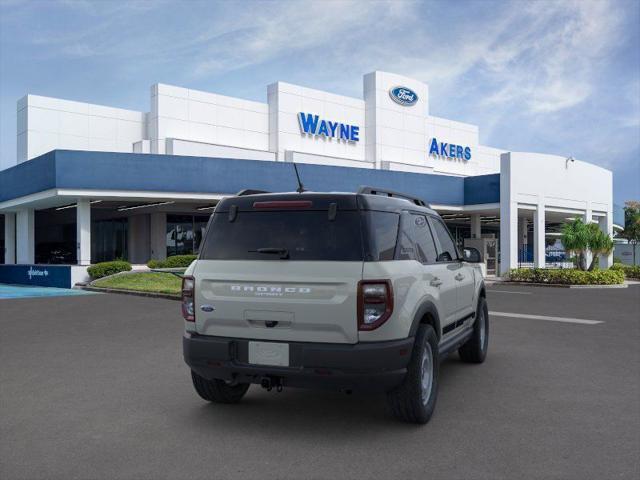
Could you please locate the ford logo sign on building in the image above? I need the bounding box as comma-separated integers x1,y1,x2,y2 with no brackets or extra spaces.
389,86,418,106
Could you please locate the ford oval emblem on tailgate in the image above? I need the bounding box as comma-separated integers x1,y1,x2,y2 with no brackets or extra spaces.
200,305,215,312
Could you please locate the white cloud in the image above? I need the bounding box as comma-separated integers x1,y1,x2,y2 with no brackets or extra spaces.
190,1,407,78
479,0,623,114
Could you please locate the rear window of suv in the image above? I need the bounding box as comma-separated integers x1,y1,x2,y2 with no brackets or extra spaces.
200,209,400,262
200,211,364,261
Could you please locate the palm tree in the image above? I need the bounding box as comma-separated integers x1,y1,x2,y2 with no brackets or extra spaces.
561,219,614,271
561,219,589,270
587,223,614,271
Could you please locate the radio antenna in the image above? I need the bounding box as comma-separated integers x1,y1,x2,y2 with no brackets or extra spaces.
293,163,306,193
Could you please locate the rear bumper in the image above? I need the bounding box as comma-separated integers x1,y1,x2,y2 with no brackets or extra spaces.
183,333,414,392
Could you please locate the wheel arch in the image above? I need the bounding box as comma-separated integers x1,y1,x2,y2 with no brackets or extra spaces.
477,281,487,309
409,301,442,341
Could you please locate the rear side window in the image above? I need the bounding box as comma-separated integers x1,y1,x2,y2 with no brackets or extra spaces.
396,213,438,263
428,217,459,262
362,211,399,261
411,215,438,263
396,221,417,261
200,211,363,261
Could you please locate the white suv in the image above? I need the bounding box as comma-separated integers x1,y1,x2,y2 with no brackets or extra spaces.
182,187,488,423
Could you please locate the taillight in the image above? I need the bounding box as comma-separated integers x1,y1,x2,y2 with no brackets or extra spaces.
182,276,195,322
357,280,393,331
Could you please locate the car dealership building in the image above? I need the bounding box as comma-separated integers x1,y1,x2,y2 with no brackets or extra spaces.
0,71,623,287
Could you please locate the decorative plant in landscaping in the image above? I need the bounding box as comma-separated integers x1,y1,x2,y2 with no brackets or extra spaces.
87,260,132,279
508,268,624,285
147,254,197,269
561,219,613,271
611,263,640,279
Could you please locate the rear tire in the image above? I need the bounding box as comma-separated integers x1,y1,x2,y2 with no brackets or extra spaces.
191,371,250,404
458,296,489,363
386,324,439,424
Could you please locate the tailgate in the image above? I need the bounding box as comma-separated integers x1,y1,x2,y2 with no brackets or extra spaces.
193,260,362,344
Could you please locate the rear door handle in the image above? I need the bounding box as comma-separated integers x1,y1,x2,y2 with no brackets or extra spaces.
430,277,443,287
455,273,465,281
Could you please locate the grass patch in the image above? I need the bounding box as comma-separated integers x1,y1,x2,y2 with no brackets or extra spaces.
92,272,181,295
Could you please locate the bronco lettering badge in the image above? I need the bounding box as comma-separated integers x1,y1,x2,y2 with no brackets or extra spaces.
230,285,312,297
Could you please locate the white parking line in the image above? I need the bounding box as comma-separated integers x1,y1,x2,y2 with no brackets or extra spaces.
489,290,532,295
489,311,603,325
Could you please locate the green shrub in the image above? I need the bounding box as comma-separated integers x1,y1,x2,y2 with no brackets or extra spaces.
507,268,624,285
147,259,161,269
146,254,197,269
610,263,640,279
87,260,132,279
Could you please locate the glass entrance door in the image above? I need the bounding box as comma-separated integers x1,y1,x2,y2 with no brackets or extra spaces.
166,215,209,257
92,218,128,263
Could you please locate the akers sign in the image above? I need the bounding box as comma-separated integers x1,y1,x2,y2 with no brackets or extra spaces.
429,138,471,161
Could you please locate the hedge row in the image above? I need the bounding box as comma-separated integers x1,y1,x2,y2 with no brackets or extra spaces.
147,254,197,269
507,268,624,285
87,260,132,279
610,263,640,279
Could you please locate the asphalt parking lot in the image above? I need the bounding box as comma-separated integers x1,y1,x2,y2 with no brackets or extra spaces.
1,285,639,480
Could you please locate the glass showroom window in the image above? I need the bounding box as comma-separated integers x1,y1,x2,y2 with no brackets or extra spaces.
166,215,209,257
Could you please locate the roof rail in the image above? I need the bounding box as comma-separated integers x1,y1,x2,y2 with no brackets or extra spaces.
236,189,270,196
357,186,429,207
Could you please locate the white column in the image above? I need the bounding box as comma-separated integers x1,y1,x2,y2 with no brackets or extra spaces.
3,213,16,264
599,213,613,269
584,204,593,269
499,152,517,275
150,212,167,260
76,199,91,265
16,208,35,264
499,202,518,275
470,214,482,239
533,203,546,268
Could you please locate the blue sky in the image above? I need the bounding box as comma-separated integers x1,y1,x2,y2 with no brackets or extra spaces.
0,0,638,204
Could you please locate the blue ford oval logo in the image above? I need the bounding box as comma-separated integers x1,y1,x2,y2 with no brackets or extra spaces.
200,305,215,312
389,86,418,106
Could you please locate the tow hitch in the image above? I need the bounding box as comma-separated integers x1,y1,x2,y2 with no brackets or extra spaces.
260,376,284,392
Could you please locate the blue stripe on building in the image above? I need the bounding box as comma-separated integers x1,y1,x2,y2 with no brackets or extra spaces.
0,150,501,206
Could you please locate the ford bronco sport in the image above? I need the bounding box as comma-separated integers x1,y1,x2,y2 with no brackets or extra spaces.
182,187,488,424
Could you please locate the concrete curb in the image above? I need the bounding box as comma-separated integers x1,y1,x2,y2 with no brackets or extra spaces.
495,282,628,289
81,285,180,300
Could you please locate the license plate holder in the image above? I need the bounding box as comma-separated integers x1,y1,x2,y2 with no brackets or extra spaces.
248,341,290,367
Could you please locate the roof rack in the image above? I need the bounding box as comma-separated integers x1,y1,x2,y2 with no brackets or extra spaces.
357,186,429,207
236,189,270,196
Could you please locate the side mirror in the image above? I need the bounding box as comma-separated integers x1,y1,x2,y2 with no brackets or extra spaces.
463,247,482,263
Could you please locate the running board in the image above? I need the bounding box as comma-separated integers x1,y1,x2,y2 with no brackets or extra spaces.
438,326,473,359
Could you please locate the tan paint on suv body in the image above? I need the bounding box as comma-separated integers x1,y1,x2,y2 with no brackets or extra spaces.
190,257,483,345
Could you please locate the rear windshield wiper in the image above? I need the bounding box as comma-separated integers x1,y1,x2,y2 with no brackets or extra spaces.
249,247,290,259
